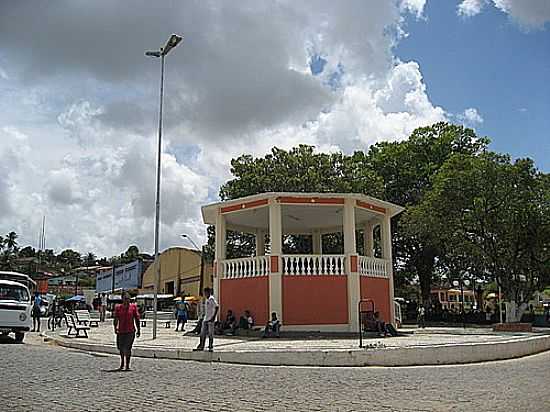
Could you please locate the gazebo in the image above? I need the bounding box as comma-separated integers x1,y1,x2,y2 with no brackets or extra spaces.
201,192,404,332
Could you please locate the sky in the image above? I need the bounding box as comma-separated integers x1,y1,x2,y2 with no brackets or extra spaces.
0,0,548,258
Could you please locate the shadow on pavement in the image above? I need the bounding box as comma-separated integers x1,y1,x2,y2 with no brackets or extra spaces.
0,334,20,344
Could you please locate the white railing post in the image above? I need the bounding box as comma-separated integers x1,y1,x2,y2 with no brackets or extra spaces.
221,256,271,279
357,256,390,279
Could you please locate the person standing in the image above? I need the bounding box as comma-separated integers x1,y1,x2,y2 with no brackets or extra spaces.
175,294,188,332
193,287,218,352
100,293,108,322
113,292,140,371
31,291,42,332
417,305,426,329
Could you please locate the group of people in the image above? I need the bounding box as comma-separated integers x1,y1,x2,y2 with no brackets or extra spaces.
217,309,281,338
216,309,254,335
92,293,109,322
363,310,389,337
111,287,283,371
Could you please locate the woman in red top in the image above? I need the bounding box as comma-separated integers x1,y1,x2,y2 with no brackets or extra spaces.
113,292,140,371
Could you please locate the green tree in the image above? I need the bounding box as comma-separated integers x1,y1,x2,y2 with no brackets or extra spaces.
206,145,384,260
5,231,18,252
58,249,82,271
84,252,97,267
122,245,140,263
367,122,489,301
19,246,36,258
409,152,549,321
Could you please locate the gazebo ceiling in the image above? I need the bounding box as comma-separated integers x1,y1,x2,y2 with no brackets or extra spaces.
202,192,405,234
223,204,381,233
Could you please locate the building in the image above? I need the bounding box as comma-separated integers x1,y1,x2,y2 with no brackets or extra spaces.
141,247,211,297
202,192,404,332
95,259,152,293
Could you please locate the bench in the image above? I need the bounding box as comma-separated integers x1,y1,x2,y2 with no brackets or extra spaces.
140,311,173,328
65,313,90,338
89,311,101,326
75,310,100,327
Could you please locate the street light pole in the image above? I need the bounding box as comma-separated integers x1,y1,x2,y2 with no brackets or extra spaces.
181,234,204,295
146,34,183,340
181,234,200,251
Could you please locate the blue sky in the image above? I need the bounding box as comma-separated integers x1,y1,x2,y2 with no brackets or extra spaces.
0,1,548,255
397,1,550,171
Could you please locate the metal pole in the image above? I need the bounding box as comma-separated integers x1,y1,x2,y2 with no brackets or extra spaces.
461,281,465,328
498,283,503,324
358,300,362,348
152,51,165,340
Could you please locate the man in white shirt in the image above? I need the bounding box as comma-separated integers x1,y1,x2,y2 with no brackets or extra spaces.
194,287,218,352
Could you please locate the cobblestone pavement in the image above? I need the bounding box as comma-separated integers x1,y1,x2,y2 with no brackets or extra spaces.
2,333,550,412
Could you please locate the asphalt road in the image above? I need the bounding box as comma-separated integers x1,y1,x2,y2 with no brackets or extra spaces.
2,333,550,412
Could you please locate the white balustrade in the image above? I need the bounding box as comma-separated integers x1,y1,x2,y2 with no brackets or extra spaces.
281,255,346,276
358,256,389,278
222,256,270,279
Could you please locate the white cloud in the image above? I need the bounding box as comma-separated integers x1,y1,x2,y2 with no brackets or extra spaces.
457,107,484,125
458,0,487,17
493,0,550,29
400,0,427,17
0,1,451,257
458,0,550,29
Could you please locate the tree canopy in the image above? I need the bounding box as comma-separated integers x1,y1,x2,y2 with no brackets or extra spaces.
212,122,549,316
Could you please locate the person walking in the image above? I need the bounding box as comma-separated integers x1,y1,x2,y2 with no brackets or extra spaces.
31,291,42,332
113,292,140,371
175,294,189,332
100,293,108,322
193,287,218,352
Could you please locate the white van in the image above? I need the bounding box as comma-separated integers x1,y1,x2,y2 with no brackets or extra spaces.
0,279,33,342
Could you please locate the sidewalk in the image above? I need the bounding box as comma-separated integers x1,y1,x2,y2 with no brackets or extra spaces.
44,321,550,367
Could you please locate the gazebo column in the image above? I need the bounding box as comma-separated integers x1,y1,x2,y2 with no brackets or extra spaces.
214,211,226,304
363,222,374,257
255,229,265,256
312,229,322,255
268,199,283,322
343,198,359,332
381,214,396,325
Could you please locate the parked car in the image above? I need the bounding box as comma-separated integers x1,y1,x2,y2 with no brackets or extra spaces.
0,279,33,342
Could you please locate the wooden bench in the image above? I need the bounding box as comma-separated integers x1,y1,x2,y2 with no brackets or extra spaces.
75,310,100,327
140,311,174,328
65,313,90,338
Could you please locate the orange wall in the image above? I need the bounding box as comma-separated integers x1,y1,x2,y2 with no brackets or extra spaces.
360,277,391,322
220,277,269,326
282,276,348,325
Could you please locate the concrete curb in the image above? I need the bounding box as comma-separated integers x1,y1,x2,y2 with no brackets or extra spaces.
43,333,550,367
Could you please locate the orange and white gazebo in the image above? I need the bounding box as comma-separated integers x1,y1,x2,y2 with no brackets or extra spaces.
202,192,404,332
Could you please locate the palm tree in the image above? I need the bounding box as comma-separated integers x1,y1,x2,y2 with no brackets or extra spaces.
85,252,97,267
5,231,18,252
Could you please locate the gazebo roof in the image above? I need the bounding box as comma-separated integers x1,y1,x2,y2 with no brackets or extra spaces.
202,192,404,233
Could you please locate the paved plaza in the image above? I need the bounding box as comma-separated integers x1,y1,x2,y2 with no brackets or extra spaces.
49,321,543,352
1,332,550,411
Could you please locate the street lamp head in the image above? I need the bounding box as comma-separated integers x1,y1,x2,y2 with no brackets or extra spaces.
145,50,162,58
163,34,183,55
452,280,459,287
